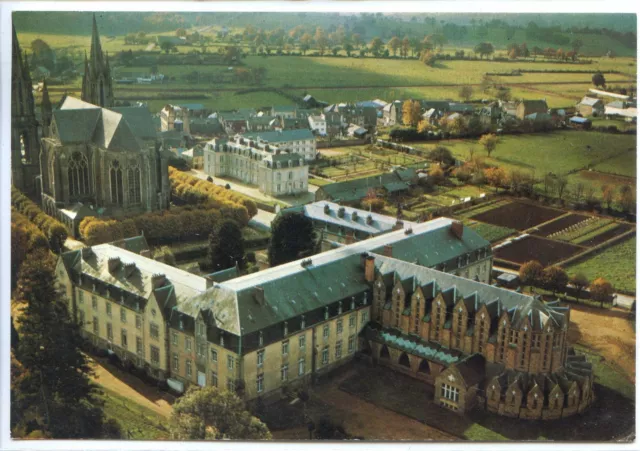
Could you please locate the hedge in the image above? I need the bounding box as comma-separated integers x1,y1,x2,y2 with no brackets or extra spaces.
168,167,258,218
11,187,68,253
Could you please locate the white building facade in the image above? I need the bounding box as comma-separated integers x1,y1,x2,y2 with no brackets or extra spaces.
240,129,317,161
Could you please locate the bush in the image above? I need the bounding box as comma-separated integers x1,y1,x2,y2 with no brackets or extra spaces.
11,187,68,252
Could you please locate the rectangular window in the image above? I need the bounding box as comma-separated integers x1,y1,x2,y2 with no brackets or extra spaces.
185,338,192,352
323,325,330,340
227,356,234,371
150,345,160,365
257,350,265,368
349,315,356,328
172,332,178,346
136,337,143,356
172,353,179,371
282,340,289,356
322,346,329,365
150,323,159,340
335,340,343,359
361,311,368,323
281,364,289,382
92,296,98,310
197,344,205,357
78,289,84,304
107,323,113,341
106,302,112,317
337,319,343,334
211,371,218,387
135,315,141,330
256,374,264,393
186,360,192,377
211,348,218,363
79,310,85,326
298,357,305,376
298,334,306,349
348,335,355,353
93,317,99,335
227,378,235,392
120,308,126,323
441,383,460,403
121,329,128,348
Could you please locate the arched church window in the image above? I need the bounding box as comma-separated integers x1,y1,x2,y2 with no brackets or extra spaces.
127,165,142,205
68,152,89,197
110,160,124,206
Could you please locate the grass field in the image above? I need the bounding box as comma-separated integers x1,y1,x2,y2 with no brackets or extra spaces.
465,220,517,243
567,236,636,293
98,387,170,439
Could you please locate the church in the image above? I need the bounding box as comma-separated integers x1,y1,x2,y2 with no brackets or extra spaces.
35,15,170,233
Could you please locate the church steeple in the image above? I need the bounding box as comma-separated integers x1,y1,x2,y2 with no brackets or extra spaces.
81,13,114,107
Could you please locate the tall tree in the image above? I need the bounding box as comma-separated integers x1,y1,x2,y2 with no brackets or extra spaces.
459,85,473,102
570,273,589,301
519,260,544,291
590,278,614,308
401,100,421,127
542,266,568,295
592,72,606,88
208,220,245,271
268,213,315,267
13,250,107,438
387,36,401,56
170,386,271,440
474,42,494,59
369,37,384,57
479,133,499,157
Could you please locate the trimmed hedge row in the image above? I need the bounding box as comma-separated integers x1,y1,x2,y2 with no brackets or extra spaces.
169,167,258,218
11,187,68,253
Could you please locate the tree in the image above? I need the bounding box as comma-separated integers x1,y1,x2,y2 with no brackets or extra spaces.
542,266,568,295
300,33,313,55
208,220,245,271
519,260,544,291
508,48,518,60
170,386,271,440
268,213,315,267
30,39,56,71
474,42,494,59
570,273,589,301
484,167,507,192
13,249,106,438
601,184,614,210
590,277,614,308
417,119,435,134
592,72,606,88
571,38,584,53
160,41,176,54
555,175,569,200
478,133,498,157
387,36,401,56
428,165,445,185
402,100,421,127
428,146,455,166
459,85,473,102
618,184,635,214
401,37,410,58
420,50,436,67
176,28,187,37
369,37,384,57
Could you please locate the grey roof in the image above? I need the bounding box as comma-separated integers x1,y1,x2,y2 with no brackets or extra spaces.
53,97,156,149
241,128,315,143
578,97,603,107
282,201,417,235
317,169,416,203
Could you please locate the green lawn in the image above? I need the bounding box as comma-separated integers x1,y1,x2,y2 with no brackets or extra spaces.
465,220,517,243
97,387,170,440
567,236,636,293
573,345,635,400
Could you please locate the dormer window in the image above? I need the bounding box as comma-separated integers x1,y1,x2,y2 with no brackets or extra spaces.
179,319,184,330
220,334,225,347
324,306,329,320
350,297,355,310
363,292,368,305
338,302,343,315
259,331,264,347
92,283,96,292
301,315,306,329
284,321,288,336
457,257,462,268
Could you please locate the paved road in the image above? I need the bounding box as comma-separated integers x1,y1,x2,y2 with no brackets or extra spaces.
494,265,635,309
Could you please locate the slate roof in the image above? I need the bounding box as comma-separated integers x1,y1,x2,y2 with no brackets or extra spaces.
317,169,416,203
241,129,315,143
578,96,603,107
453,353,486,387
281,201,417,235
53,97,156,150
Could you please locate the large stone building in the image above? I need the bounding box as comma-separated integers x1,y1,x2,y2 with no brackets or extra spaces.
11,24,41,193
203,135,308,197
57,219,592,419
241,129,317,161
40,97,170,233
81,15,114,108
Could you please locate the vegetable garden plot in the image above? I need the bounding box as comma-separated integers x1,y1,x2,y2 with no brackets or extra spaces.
494,235,584,267
470,202,564,231
531,213,590,237
578,224,634,247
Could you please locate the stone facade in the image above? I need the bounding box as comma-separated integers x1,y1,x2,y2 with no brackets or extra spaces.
203,135,308,197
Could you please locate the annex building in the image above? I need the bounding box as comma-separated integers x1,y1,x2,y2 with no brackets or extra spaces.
203,135,309,197
57,217,591,419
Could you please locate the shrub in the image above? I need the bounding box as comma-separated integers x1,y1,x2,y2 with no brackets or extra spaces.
11,187,68,252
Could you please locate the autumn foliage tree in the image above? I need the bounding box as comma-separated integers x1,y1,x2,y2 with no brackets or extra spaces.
11,188,68,253
402,100,422,127
484,167,507,192
569,273,589,301
479,133,499,157
519,260,544,290
590,277,614,308
542,266,568,295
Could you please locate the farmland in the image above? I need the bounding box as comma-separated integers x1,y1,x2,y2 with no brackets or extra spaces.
494,235,584,266
470,201,564,230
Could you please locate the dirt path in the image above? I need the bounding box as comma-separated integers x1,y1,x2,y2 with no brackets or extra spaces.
309,370,456,441
88,357,174,419
567,305,636,382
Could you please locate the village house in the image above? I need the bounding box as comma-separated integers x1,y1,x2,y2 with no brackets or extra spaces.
605,100,638,122
515,100,549,120
241,129,317,161
57,219,593,419
271,105,297,119
308,114,327,136
203,135,308,197
575,97,605,117
382,100,404,126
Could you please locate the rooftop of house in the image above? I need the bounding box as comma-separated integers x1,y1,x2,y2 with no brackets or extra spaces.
51,97,156,149
281,201,417,235
240,128,315,143
272,105,297,113
318,169,416,203
578,96,603,106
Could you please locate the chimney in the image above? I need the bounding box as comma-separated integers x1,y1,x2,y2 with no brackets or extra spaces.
253,286,265,306
450,220,464,239
351,211,358,221
107,257,121,273
364,255,376,282
151,273,167,289
366,215,373,225
338,207,345,218
324,204,331,214
383,244,393,257
393,220,404,231
124,262,137,278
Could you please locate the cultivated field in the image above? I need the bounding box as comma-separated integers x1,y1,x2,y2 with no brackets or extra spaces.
470,201,564,230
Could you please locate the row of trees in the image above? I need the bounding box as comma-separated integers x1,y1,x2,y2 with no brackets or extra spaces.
11,187,68,253
169,167,258,217
518,260,614,307
11,208,50,289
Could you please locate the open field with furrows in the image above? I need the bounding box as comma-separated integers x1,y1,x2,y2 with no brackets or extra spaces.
494,235,585,266
567,236,636,294
471,201,565,230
